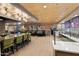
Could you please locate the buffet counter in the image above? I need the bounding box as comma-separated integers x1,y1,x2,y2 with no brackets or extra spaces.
60,33,79,42
52,39,79,55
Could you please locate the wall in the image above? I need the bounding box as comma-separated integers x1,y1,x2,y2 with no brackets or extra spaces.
61,7,79,23
57,7,79,30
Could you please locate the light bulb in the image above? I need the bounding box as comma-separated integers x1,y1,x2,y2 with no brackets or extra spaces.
43,5,47,8
75,15,78,17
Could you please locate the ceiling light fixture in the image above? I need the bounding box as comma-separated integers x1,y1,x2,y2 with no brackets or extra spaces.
43,5,47,8
74,15,78,17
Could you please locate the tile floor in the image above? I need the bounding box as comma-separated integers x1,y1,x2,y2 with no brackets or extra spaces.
12,35,55,56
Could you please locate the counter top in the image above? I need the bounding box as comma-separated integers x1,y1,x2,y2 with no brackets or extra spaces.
52,40,79,54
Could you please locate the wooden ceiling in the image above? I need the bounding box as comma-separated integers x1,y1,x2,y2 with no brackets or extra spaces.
20,3,79,25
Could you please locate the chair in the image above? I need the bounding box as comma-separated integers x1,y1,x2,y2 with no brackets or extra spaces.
1,38,14,56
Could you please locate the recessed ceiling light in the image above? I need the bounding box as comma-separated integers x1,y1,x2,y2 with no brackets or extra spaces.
75,15,78,17
43,5,47,8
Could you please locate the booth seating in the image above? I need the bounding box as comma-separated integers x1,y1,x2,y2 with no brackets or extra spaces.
25,33,31,42
36,30,46,36
30,30,37,36
18,32,31,47
14,35,23,51
1,37,14,56
14,32,31,49
1,32,31,56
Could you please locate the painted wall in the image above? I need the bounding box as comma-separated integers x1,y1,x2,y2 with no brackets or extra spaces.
62,7,79,23
57,7,79,29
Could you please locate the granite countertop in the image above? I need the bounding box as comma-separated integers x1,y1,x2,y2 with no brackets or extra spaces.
52,40,79,54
